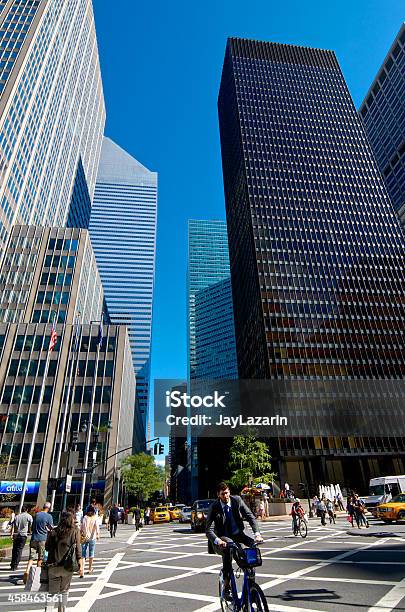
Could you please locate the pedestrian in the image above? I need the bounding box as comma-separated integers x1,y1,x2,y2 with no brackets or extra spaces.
354,495,369,528
326,499,335,524
312,495,319,515
259,499,265,520
144,507,151,525
10,505,33,571
317,498,327,526
133,507,141,531
81,507,99,574
346,496,358,527
74,505,83,527
86,498,98,516
337,492,345,511
24,502,54,584
45,510,83,611
108,503,119,538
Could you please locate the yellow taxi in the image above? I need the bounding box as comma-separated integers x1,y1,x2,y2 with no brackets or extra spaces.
150,506,171,524
375,493,405,523
169,505,185,521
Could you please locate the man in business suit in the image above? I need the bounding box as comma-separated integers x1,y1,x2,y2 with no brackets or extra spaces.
206,482,263,598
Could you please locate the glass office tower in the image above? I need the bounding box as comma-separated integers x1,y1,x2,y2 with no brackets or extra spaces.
187,220,238,497
218,38,405,489
359,23,405,226
89,137,157,445
0,0,105,248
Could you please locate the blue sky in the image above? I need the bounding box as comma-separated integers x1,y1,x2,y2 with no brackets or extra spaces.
93,1,404,387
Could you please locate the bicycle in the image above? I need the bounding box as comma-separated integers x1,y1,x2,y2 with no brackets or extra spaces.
218,542,268,611
292,515,307,538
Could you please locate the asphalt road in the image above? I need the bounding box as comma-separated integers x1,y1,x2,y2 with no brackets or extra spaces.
0,516,404,611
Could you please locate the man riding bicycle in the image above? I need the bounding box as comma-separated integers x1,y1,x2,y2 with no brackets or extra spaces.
206,482,263,600
290,498,305,534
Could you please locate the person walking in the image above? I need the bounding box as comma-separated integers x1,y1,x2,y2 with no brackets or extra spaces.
108,503,119,538
74,505,83,527
317,498,327,526
347,495,358,528
24,502,54,583
337,492,345,511
326,499,336,524
81,507,99,574
45,511,83,612
144,507,151,525
354,495,369,528
132,507,141,531
10,505,33,571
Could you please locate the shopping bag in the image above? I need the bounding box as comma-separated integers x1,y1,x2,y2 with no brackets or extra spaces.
25,566,42,592
346,515,353,525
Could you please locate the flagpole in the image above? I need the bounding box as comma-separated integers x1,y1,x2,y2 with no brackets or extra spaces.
79,319,102,509
50,312,81,511
19,321,57,512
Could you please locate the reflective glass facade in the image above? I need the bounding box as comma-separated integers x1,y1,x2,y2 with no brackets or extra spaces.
188,219,237,380
0,0,105,249
89,137,157,442
359,23,405,225
218,38,405,489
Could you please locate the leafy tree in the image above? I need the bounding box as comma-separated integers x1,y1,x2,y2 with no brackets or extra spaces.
228,434,275,491
121,452,164,502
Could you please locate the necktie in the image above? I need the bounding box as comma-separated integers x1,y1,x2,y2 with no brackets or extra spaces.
224,504,233,536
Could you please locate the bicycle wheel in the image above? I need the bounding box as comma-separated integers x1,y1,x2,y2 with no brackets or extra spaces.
299,519,308,538
249,582,269,611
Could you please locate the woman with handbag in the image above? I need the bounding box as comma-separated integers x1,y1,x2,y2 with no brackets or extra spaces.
81,506,100,574
45,511,83,612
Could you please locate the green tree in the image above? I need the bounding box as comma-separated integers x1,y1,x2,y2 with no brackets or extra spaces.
228,434,275,491
121,452,164,502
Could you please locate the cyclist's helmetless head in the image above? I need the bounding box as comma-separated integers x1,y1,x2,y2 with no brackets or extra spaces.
217,481,231,502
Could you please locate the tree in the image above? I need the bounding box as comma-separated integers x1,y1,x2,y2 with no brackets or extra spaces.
121,452,164,502
227,434,276,491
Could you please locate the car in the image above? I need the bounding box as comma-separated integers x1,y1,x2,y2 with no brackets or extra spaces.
150,506,171,524
190,499,215,532
179,506,192,523
169,504,186,521
375,493,405,523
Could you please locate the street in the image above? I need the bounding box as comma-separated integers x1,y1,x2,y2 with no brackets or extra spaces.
0,516,404,611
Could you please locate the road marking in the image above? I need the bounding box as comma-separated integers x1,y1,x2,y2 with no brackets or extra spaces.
74,552,125,611
368,576,405,612
126,528,141,544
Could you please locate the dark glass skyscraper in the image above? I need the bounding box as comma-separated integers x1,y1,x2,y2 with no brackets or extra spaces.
218,38,405,488
359,23,405,226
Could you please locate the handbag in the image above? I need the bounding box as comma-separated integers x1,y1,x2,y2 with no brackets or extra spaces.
58,533,79,573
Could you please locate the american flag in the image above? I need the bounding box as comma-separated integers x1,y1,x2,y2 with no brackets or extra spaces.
48,324,57,352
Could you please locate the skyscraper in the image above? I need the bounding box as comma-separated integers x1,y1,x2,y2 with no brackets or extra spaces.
187,219,237,381
89,137,157,443
218,38,405,488
359,23,405,225
187,220,238,497
0,0,105,247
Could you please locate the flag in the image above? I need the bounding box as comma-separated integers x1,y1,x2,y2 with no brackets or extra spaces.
49,323,57,352
97,318,103,348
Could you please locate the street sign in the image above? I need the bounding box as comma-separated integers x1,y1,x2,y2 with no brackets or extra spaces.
65,474,72,493
75,468,93,475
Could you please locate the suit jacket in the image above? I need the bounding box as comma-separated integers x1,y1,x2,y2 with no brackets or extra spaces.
205,495,259,551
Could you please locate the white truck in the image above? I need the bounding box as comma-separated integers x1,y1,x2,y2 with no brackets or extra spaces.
363,475,405,511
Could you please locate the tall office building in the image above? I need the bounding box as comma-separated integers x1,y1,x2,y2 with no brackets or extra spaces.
187,219,237,380
0,226,135,507
89,137,157,444
359,23,405,226
0,0,105,248
187,220,237,498
218,38,405,489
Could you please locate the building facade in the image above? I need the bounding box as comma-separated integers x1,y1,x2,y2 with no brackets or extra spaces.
89,137,157,445
187,220,238,498
0,0,105,249
0,226,135,508
359,23,405,225
218,38,405,491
